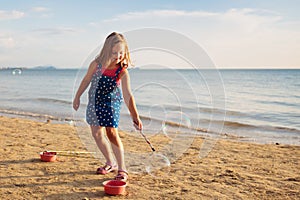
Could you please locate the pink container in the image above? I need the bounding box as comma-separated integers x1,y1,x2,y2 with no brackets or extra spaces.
103,180,127,195
40,151,57,162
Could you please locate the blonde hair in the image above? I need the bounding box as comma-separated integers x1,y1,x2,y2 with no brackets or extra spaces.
95,32,132,68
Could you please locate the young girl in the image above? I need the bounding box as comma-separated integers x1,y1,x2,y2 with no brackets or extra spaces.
73,32,142,181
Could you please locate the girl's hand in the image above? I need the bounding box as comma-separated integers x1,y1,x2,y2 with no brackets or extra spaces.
73,97,80,111
133,117,143,131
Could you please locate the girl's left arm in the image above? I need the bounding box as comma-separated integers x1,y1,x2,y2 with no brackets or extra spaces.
120,69,143,130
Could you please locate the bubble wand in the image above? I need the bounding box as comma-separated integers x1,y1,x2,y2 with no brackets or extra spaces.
139,130,156,152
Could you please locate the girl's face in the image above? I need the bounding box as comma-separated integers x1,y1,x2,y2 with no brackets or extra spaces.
111,42,125,65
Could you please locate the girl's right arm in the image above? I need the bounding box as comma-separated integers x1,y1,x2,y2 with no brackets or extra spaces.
73,60,98,111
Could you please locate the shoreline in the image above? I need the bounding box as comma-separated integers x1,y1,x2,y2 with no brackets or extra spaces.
0,115,299,199
1,110,299,147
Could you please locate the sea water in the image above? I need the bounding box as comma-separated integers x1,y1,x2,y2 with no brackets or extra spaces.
0,68,299,145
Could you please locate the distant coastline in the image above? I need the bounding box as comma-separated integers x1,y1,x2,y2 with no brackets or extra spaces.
0,66,299,71
0,66,57,71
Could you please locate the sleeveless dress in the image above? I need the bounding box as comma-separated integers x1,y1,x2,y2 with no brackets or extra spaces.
86,63,123,128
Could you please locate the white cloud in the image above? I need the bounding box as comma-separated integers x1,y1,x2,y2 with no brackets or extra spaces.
0,10,25,20
102,8,285,36
31,7,49,12
103,9,219,22
220,8,282,32
30,6,53,18
88,22,98,27
31,27,81,36
104,8,281,22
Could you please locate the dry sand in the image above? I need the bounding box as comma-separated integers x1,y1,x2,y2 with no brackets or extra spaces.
0,116,299,199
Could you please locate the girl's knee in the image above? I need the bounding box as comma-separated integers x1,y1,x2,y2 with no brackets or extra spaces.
91,126,105,139
106,128,119,141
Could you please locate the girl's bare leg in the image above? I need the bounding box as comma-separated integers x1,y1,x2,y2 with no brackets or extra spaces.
105,127,126,171
91,126,115,165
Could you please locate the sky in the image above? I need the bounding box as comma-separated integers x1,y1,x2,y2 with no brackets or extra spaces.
0,0,299,69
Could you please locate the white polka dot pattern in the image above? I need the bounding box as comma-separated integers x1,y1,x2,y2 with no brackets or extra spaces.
86,64,123,127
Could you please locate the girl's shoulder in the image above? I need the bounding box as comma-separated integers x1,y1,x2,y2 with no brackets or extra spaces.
88,60,102,74
120,66,128,74
90,60,100,68
118,67,128,79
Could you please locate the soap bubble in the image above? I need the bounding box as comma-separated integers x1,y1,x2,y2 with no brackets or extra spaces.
127,163,146,175
137,101,166,136
159,111,195,164
162,111,191,137
145,153,171,178
125,153,148,174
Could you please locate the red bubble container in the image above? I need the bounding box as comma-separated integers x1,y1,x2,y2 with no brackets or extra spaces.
103,180,127,195
40,151,57,162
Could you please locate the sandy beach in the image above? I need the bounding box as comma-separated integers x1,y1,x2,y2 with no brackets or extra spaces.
0,115,299,200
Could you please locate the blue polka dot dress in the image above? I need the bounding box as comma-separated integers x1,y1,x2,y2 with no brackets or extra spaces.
86,63,123,128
